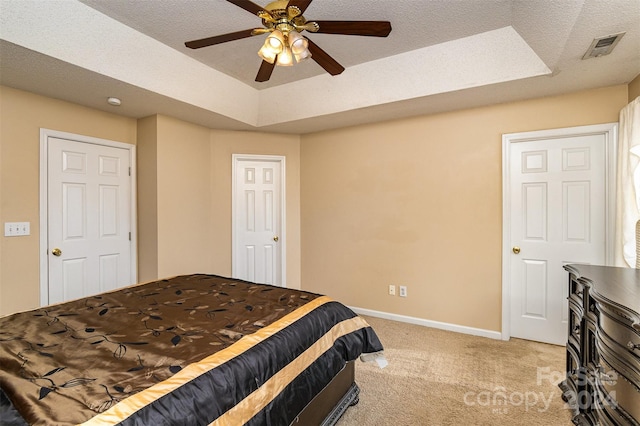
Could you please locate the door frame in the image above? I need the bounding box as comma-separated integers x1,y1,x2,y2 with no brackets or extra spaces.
231,154,286,287
39,128,138,306
501,123,617,341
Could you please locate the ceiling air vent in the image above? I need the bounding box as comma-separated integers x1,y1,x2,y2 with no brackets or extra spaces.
582,32,625,59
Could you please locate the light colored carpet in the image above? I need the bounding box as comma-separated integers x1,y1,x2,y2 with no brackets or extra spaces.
338,316,572,425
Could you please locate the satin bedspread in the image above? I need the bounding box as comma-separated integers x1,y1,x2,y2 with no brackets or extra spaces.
0,274,383,425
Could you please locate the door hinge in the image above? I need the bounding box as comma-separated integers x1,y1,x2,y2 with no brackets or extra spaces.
129,232,131,241
129,167,131,176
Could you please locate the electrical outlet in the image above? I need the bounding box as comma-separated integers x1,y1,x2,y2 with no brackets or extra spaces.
388,285,396,296
399,285,407,297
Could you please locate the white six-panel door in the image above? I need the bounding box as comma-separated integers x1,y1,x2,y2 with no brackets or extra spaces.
503,124,616,345
232,155,284,286
45,135,134,304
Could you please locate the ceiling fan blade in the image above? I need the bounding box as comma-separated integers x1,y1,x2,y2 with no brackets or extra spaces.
226,0,267,16
256,60,276,82
306,37,345,76
287,0,313,14
185,29,256,49
312,21,392,37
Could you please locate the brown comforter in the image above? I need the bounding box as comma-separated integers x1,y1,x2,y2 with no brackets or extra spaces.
0,274,382,425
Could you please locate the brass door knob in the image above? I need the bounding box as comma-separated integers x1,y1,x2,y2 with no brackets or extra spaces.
273,236,279,242
51,248,62,256
512,246,521,254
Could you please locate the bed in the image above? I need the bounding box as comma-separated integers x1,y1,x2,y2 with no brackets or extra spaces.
0,274,384,425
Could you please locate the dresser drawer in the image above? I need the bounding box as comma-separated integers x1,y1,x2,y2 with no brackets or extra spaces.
594,380,637,426
596,330,640,404
596,357,640,424
598,306,640,365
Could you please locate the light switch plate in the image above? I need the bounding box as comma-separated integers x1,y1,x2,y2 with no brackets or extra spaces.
5,222,30,237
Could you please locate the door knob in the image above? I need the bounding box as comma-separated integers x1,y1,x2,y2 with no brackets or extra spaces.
512,246,521,254
51,248,62,257
273,236,279,242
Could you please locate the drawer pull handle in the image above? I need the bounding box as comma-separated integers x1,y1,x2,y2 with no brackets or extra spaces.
627,341,640,351
599,372,616,383
596,366,616,383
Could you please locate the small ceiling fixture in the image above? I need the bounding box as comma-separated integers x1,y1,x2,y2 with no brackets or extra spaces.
107,97,121,106
185,0,391,82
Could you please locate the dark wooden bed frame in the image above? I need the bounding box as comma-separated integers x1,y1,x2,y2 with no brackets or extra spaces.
293,361,359,426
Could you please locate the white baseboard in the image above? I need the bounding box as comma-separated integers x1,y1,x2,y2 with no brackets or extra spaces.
349,306,502,340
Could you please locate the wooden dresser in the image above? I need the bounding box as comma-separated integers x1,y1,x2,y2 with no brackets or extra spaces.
560,264,640,425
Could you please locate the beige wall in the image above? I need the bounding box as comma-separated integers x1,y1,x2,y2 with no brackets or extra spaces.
136,115,159,282
0,82,631,330
136,116,302,289
300,85,629,332
0,86,137,315
156,116,214,278
629,74,640,101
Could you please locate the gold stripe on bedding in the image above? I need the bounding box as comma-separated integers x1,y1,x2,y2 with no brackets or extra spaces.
211,315,370,426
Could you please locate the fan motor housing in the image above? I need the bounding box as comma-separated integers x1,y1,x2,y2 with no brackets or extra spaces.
261,2,313,34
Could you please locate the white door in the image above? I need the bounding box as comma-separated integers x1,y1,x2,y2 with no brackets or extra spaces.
503,124,616,345
45,136,134,304
232,155,285,286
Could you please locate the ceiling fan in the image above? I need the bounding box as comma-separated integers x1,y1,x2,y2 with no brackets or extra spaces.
185,0,392,82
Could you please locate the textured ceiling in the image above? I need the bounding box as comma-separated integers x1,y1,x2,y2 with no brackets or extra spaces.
78,0,513,90
1,0,639,134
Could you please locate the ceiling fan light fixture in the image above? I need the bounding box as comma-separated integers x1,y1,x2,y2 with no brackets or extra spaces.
258,29,286,63
187,0,392,82
265,30,285,53
286,31,311,63
293,49,311,63
276,46,294,66
258,44,277,63
288,31,307,53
